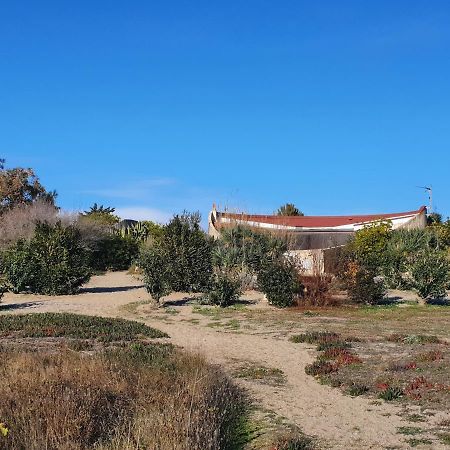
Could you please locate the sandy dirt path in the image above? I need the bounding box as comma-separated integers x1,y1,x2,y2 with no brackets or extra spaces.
1,272,445,449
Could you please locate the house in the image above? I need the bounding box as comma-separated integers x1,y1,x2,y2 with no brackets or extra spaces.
208,205,427,274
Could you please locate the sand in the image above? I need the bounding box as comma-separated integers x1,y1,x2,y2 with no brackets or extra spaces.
1,271,447,449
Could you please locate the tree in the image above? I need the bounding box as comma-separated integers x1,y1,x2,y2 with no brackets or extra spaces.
140,212,214,301
427,212,442,226
0,159,56,213
81,203,120,226
276,203,304,216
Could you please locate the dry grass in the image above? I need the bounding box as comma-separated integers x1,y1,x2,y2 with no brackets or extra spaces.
0,317,248,450
0,200,61,249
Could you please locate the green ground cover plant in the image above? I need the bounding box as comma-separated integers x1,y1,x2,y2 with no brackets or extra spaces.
0,313,167,341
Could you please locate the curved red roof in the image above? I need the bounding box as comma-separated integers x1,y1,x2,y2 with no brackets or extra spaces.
218,206,426,229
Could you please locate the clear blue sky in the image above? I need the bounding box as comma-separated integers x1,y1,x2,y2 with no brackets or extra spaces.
1,1,449,225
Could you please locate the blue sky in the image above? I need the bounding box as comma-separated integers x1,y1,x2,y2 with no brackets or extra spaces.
1,1,449,225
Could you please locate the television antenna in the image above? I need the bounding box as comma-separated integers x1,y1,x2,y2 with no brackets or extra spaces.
417,185,433,213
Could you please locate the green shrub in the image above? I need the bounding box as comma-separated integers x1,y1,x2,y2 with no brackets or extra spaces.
378,386,404,401
350,220,392,269
258,259,301,308
347,265,387,305
89,234,139,271
159,212,213,292
139,247,171,303
207,272,241,307
1,222,91,295
408,250,450,299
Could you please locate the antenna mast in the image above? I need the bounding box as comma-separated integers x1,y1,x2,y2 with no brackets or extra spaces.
417,186,433,213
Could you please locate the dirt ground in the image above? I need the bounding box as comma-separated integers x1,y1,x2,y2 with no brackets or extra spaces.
1,271,449,450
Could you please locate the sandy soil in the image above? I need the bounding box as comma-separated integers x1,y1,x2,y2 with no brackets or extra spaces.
1,272,447,449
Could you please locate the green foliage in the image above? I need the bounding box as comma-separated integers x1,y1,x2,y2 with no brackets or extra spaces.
348,383,369,396
258,259,300,307
408,250,450,299
157,212,213,292
118,220,164,243
139,212,213,301
89,234,139,271
207,272,241,307
347,266,387,305
276,203,304,216
139,246,171,302
427,212,442,225
432,220,450,248
289,331,339,345
351,220,392,269
1,222,91,295
81,203,120,225
0,160,57,213
378,386,404,401
214,225,287,273
0,312,167,341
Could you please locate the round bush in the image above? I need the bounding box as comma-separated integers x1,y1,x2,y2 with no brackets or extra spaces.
207,273,241,307
258,259,301,308
1,221,91,295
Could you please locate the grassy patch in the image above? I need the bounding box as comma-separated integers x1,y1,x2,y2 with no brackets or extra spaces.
162,307,179,315
289,331,339,345
397,426,423,435
0,314,250,450
439,433,450,445
405,438,433,447
235,363,286,386
378,386,404,401
0,313,167,341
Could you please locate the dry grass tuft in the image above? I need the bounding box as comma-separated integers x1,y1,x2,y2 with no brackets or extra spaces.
0,344,247,450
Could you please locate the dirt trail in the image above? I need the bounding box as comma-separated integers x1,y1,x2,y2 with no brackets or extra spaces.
1,272,445,449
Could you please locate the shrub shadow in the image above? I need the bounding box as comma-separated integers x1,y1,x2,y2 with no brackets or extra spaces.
163,297,198,307
426,298,450,306
81,285,143,294
0,302,44,311
377,296,403,306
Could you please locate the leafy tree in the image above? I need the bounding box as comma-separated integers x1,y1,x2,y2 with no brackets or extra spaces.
140,212,214,300
81,203,120,226
408,250,450,300
350,220,392,269
0,159,57,213
276,203,304,216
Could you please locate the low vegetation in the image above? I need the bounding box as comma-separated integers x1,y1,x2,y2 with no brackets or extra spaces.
0,313,248,450
0,313,167,341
